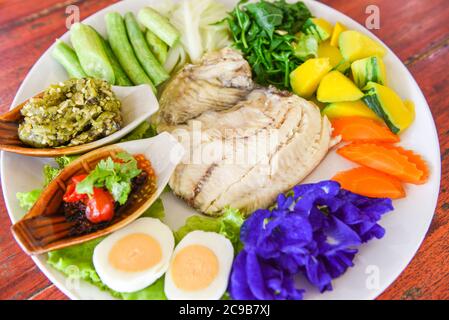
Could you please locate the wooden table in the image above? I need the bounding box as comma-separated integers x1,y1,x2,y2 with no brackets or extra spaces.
0,0,447,300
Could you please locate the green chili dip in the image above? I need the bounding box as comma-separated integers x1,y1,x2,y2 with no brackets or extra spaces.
18,78,123,148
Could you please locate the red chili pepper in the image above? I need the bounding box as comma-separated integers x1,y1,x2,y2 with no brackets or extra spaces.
63,174,89,203
85,188,115,224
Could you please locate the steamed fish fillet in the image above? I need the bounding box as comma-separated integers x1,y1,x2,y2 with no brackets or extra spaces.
158,48,253,126
167,88,333,216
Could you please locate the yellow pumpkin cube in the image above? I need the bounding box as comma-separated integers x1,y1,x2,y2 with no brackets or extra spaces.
318,41,344,68
330,22,346,47
363,82,414,133
317,71,364,103
322,100,381,120
290,58,332,98
339,30,386,62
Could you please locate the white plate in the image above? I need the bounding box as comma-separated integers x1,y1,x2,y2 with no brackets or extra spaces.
1,0,441,300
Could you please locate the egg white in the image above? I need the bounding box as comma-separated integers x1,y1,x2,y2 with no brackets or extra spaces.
164,231,234,300
93,217,174,293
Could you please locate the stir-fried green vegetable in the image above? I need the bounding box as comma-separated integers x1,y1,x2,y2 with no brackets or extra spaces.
228,0,312,90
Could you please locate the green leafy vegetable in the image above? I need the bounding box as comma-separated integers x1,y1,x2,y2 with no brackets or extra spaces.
228,0,312,89
16,156,79,211
55,155,79,169
47,199,167,300
175,207,245,252
43,165,61,187
120,121,158,142
43,156,80,187
16,190,42,211
76,153,141,205
245,1,283,38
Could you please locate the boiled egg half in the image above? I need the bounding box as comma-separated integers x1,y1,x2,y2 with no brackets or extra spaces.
164,231,234,300
93,217,174,293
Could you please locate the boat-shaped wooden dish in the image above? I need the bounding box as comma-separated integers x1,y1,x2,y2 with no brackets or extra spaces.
0,85,158,157
11,133,184,255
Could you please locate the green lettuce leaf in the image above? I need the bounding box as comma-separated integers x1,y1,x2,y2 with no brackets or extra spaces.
120,121,158,142
55,155,80,169
16,156,79,211
16,189,42,211
174,207,245,252
47,199,167,300
43,165,62,187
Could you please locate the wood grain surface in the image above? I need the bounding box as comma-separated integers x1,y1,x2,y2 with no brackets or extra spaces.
0,0,447,300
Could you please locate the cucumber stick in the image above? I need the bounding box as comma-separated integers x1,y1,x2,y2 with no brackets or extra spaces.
138,7,180,47
105,12,155,91
145,29,168,64
52,40,87,79
70,23,115,84
124,12,169,86
91,27,133,86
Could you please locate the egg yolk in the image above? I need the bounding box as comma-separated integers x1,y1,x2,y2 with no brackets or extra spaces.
108,233,162,272
171,245,219,291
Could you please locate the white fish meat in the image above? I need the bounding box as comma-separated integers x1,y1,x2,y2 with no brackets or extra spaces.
158,48,253,126
167,87,333,216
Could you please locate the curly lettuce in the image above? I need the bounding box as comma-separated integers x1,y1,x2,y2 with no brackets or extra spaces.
174,207,245,252
16,190,42,211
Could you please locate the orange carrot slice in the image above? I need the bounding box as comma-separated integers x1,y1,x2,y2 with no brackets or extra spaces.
380,144,430,184
332,167,406,199
331,117,400,142
337,143,429,184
